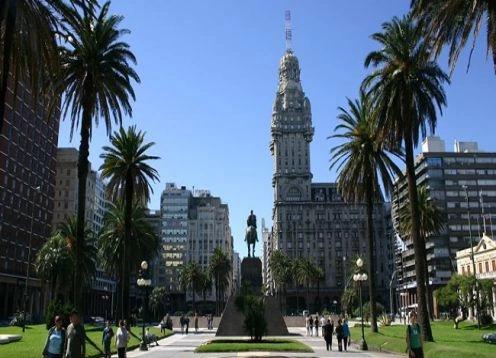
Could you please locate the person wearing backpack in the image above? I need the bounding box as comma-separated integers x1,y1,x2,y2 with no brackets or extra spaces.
406,311,424,358
102,320,114,358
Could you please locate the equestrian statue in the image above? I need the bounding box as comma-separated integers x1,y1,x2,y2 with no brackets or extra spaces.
245,210,258,257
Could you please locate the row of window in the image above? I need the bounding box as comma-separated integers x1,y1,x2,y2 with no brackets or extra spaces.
461,259,496,275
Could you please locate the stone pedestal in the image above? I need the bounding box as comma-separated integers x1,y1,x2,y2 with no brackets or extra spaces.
241,257,262,295
216,256,289,336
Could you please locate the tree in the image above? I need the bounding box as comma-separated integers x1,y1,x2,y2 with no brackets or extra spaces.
208,248,231,315
291,257,304,314
268,250,292,315
99,125,159,320
362,15,449,341
435,274,475,328
298,257,318,312
36,215,96,306
53,1,140,312
149,286,167,321
36,233,73,303
399,184,446,320
0,0,82,134
329,89,403,332
411,0,496,74
179,262,203,312
98,202,160,320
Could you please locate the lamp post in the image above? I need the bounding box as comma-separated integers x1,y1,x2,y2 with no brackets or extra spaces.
136,260,151,351
463,185,480,328
332,300,338,315
353,257,368,351
23,185,40,332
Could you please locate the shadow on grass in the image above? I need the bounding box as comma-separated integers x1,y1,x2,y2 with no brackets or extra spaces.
460,324,496,331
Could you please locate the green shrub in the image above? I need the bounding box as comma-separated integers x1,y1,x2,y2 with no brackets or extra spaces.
353,301,385,319
45,299,74,329
235,288,267,342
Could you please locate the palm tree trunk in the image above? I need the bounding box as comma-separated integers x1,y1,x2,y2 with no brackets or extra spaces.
75,112,91,314
365,187,378,332
405,133,433,341
0,0,16,136
123,171,134,321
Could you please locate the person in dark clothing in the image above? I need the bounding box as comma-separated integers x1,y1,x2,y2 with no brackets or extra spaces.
335,319,344,352
322,319,334,351
406,311,424,358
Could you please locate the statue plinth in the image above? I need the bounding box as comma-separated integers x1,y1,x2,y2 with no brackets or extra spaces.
241,257,262,296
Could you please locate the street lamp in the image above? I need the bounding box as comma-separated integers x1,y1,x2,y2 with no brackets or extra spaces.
353,257,368,351
462,185,480,328
136,260,152,351
23,185,40,332
389,270,397,321
102,290,110,322
332,300,338,314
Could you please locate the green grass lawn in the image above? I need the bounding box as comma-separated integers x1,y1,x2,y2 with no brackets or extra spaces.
350,320,496,358
196,338,313,353
0,324,172,358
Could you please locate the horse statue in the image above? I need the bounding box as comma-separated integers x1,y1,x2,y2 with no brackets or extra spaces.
245,225,258,257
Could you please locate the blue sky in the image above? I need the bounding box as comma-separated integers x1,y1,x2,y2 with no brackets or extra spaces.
57,1,496,257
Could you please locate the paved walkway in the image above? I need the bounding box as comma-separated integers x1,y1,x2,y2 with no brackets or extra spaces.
119,327,405,358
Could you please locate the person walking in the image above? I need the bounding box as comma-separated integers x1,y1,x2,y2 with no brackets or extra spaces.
335,318,344,352
309,315,314,336
342,318,350,352
313,315,319,337
319,315,326,336
65,310,85,358
115,320,129,358
322,319,334,351
102,320,114,358
406,311,424,358
42,315,66,358
194,312,199,333
305,314,310,336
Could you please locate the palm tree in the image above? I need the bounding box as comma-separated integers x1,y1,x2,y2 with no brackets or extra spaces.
98,202,160,320
399,184,445,320
362,15,449,341
52,1,140,312
0,0,84,133
329,89,404,332
179,262,203,312
411,0,496,74
36,215,97,305
291,257,304,314
208,248,232,315
298,257,318,312
148,286,167,321
35,233,73,303
268,250,292,315
99,125,159,320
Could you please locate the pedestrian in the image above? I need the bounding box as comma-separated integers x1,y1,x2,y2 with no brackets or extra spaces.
115,319,129,358
313,314,319,337
342,318,350,351
305,314,310,336
65,310,85,358
194,312,199,333
322,319,334,351
180,315,185,334
309,315,314,336
335,318,344,352
160,315,167,334
319,315,326,336
42,315,66,358
406,311,424,358
185,315,190,334
102,320,114,358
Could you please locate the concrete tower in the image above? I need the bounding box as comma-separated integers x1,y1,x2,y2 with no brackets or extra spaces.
270,49,314,211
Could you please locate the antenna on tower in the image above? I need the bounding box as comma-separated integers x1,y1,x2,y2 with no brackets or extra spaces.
285,10,293,53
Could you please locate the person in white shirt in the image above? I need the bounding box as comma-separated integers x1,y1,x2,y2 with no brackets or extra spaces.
115,320,129,358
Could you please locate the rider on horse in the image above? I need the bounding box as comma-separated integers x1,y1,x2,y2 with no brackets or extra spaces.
245,210,258,257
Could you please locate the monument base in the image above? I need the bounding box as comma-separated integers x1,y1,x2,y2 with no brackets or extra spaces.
216,257,288,336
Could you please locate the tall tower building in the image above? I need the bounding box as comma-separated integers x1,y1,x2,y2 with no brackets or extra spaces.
269,21,392,312
160,183,191,311
392,136,496,317
0,76,60,320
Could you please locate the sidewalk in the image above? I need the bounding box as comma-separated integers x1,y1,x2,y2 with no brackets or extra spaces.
119,326,405,358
